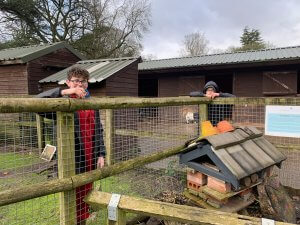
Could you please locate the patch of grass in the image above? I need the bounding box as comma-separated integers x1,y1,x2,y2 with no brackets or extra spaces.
0,152,41,170
0,194,59,225
0,166,140,224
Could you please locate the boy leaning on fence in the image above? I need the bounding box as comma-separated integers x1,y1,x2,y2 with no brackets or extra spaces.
37,66,106,225
190,81,235,126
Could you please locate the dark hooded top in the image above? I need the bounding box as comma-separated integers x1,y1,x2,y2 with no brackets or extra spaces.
189,81,235,126
37,87,105,174
189,81,235,97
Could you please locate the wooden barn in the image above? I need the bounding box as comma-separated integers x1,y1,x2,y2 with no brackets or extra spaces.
0,42,84,96
138,46,300,97
39,57,141,97
39,57,141,163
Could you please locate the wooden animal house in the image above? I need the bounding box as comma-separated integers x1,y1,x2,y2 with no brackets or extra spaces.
180,125,287,211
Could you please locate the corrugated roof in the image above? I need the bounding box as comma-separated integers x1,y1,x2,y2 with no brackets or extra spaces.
139,45,300,71
39,57,140,84
0,42,85,64
205,127,286,180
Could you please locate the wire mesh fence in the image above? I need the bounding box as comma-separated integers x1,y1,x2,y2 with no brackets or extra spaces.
0,97,299,224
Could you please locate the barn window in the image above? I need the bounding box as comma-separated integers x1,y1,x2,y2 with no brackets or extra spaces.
263,71,297,96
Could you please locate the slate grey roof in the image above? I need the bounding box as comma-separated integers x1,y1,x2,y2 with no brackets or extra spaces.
40,57,140,84
139,45,300,71
0,42,85,65
204,126,286,180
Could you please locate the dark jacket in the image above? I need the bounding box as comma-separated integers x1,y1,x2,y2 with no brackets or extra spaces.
37,87,106,174
189,81,235,126
190,81,235,98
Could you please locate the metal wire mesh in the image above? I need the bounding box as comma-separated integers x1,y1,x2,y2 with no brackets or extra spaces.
0,98,300,224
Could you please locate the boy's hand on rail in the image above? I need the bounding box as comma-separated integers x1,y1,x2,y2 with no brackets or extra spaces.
97,156,105,168
205,92,220,99
61,87,86,98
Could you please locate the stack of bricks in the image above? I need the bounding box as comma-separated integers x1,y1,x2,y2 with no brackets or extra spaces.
187,169,232,194
187,170,207,191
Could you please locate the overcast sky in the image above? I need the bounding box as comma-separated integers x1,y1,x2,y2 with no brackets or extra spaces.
141,0,300,59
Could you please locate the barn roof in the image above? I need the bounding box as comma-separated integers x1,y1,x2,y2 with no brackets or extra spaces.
39,57,141,84
139,45,300,71
0,42,85,65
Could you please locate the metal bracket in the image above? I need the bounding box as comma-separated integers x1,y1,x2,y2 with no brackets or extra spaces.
107,194,121,221
261,218,275,225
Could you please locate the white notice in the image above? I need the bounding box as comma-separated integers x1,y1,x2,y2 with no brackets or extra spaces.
265,105,300,138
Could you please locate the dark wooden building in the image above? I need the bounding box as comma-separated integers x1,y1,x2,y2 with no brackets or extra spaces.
0,42,84,96
138,46,300,97
40,57,141,162
39,57,141,97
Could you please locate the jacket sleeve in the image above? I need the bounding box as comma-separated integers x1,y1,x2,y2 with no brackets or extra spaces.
94,110,106,158
36,87,62,98
219,93,235,97
36,88,62,120
189,91,205,97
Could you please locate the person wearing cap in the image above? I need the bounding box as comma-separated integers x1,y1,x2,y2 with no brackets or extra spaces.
190,81,235,125
190,81,235,99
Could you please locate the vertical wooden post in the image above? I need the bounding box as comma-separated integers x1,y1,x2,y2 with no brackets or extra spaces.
105,109,114,166
199,104,208,136
36,114,44,153
107,209,126,225
57,112,76,225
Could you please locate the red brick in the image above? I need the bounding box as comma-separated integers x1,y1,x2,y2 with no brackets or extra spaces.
187,171,207,185
187,180,202,191
207,176,231,193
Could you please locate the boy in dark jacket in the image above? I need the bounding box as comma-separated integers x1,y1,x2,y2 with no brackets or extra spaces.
37,66,105,225
190,81,235,126
190,81,235,99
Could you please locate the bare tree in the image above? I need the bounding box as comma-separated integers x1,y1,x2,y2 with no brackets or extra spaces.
0,0,151,58
180,31,209,56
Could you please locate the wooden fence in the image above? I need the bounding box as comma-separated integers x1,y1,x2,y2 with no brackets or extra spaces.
0,96,299,225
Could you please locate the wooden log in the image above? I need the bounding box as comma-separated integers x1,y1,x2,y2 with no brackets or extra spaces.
257,176,296,224
1,97,299,113
0,97,211,113
241,177,251,187
86,191,294,225
0,143,190,207
250,174,259,183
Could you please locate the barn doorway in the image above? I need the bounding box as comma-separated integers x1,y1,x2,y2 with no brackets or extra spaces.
205,74,233,94
138,78,158,97
138,78,158,119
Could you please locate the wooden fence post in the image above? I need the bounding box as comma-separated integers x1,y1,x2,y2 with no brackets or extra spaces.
105,109,114,166
57,112,76,225
199,104,208,136
36,114,44,152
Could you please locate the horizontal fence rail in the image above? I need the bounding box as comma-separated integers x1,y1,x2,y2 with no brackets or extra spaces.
85,191,294,225
0,97,299,113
